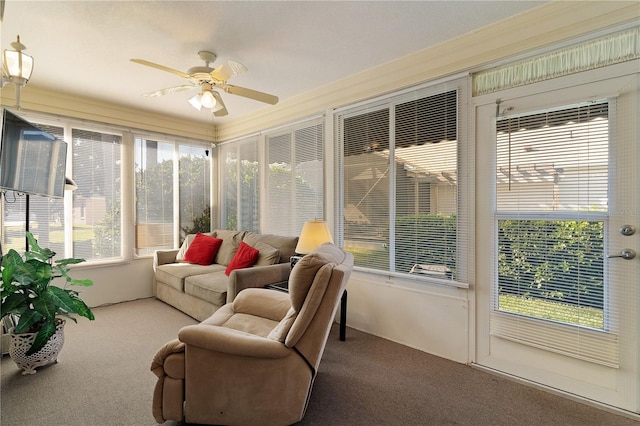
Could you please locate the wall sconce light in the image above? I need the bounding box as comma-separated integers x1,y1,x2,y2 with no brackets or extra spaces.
2,35,34,109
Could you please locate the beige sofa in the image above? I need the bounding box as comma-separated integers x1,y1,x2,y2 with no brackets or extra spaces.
153,229,298,321
151,243,354,425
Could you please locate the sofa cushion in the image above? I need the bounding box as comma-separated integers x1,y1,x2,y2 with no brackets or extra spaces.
156,263,225,292
176,232,215,263
183,234,223,266
243,233,298,264
184,272,229,307
213,229,246,266
254,241,280,266
225,242,260,275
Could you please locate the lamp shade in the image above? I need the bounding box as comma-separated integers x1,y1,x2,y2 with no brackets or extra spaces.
201,90,217,108
295,219,334,254
3,36,33,82
188,93,203,110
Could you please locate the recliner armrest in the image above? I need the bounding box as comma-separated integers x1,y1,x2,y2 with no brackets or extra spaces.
227,263,291,302
179,324,291,358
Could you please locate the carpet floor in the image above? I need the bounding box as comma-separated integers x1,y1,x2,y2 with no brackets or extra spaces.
1,298,637,425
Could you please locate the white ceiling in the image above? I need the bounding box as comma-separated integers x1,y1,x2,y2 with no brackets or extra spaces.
1,1,546,125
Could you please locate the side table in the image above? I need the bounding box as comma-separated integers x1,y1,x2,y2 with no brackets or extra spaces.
266,280,347,342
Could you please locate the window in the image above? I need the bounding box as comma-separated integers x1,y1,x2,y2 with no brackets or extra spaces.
134,138,211,255
337,85,465,282
0,111,211,262
495,101,609,329
264,118,324,236
219,117,325,235
71,128,122,261
219,137,259,232
2,118,124,262
135,138,174,254
178,144,211,237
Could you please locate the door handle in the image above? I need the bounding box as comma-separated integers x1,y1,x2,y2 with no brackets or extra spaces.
607,249,636,260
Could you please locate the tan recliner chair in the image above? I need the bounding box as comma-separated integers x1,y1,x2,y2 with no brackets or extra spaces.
151,243,354,425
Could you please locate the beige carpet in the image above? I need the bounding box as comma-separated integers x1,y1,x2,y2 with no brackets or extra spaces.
1,298,637,426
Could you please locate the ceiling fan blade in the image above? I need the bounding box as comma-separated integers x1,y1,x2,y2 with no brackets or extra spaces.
142,85,196,98
130,59,191,79
225,85,279,105
211,91,229,117
210,60,247,81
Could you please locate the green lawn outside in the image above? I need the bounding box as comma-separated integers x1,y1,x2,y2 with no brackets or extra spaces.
498,293,604,329
4,225,95,252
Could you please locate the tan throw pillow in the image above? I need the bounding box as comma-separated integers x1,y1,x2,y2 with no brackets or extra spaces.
176,233,213,263
254,241,280,266
213,230,246,266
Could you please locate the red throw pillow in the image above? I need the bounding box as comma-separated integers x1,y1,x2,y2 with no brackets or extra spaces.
183,234,223,266
225,242,260,276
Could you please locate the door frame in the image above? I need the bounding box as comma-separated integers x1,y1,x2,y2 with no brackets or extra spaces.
471,60,640,413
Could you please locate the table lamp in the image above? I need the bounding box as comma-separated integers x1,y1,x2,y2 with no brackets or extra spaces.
292,219,334,267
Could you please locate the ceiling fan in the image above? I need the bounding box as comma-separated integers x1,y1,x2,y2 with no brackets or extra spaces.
130,51,278,117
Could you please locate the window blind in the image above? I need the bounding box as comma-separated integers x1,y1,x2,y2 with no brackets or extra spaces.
71,128,122,260
264,117,324,237
336,84,469,284
219,137,259,232
178,144,210,240
134,138,174,254
492,100,617,366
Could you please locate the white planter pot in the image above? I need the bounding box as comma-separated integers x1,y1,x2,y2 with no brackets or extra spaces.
9,319,66,375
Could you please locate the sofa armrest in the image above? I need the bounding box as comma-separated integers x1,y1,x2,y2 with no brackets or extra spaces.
227,263,292,302
179,324,290,358
153,249,179,272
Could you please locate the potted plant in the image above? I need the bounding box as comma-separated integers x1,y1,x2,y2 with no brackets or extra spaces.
0,232,94,374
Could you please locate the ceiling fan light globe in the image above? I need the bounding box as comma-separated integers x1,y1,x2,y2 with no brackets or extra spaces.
201,90,216,109
188,94,203,110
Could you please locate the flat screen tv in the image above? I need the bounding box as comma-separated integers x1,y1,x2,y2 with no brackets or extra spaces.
0,109,67,199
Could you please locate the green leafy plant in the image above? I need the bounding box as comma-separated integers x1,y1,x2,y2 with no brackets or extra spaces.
0,232,94,355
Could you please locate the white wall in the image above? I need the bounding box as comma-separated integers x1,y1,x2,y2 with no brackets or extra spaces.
345,271,469,363
69,258,154,308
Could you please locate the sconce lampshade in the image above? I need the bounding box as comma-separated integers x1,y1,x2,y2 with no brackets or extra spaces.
295,219,334,255
3,35,33,84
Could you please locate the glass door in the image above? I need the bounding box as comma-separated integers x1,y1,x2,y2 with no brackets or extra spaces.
475,72,639,413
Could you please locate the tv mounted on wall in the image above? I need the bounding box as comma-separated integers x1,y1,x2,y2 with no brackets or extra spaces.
0,109,67,199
